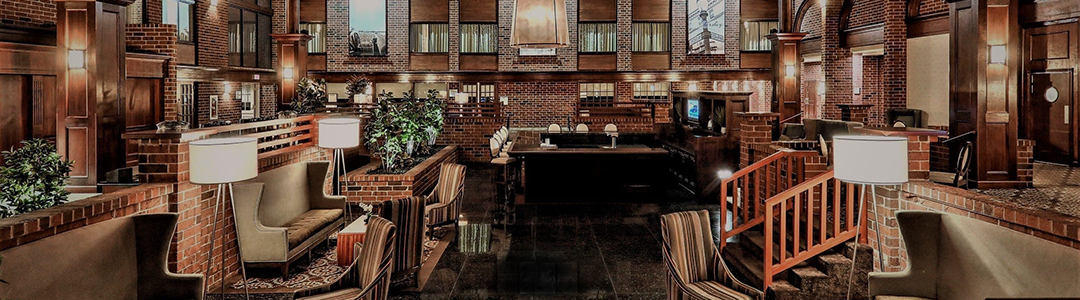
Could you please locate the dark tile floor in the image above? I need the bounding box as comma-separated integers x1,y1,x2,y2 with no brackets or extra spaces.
393,163,722,300
977,162,1080,218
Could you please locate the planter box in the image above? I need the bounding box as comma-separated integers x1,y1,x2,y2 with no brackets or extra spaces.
343,145,459,205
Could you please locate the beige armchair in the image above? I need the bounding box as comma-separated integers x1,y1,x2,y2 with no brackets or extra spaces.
869,211,1080,300
297,216,396,300
660,210,763,300
0,214,204,300
380,196,425,287
426,163,467,237
232,161,346,277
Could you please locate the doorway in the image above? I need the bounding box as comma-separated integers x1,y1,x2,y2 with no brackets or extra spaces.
1023,22,1079,165
239,82,260,119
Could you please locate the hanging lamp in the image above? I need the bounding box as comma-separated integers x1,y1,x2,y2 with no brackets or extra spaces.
510,0,570,48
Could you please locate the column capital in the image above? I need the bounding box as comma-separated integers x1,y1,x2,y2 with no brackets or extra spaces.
271,33,313,43
767,32,808,41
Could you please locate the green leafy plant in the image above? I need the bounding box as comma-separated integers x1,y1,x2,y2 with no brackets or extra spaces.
290,77,328,114
0,139,74,218
344,75,370,100
363,91,445,173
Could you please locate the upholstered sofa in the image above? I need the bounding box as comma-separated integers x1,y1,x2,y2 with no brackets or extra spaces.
780,118,864,141
232,161,346,276
869,211,1080,300
0,213,204,300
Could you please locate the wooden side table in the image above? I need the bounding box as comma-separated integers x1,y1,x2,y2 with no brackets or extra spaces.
337,218,367,266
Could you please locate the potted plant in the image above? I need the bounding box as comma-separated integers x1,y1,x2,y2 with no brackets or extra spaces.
362,91,446,173
290,77,328,114
0,139,74,218
345,76,370,103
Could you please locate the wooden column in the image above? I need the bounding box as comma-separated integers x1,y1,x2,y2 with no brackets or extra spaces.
769,33,807,124
56,0,133,191
272,34,311,108
947,0,1021,188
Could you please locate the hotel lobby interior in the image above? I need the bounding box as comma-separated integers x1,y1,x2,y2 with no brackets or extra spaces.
0,0,1079,298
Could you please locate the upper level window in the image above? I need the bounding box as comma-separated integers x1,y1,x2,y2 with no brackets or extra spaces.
579,83,616,107
687,0,725,54
460,83,496,102
300,22,327,54
741,20,778,51
163,0,194,42
228,7,272,69
633,82,670,101
410,23,449,53
460,23,497,54
632,23,670,52
579,23,617,53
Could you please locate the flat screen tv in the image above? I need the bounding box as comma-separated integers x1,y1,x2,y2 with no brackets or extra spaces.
687,99,701,123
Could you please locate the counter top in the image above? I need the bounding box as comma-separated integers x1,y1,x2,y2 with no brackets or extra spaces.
508,143,668,155
854,126,949,142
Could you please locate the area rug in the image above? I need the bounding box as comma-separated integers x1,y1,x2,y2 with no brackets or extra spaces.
228,231,443,291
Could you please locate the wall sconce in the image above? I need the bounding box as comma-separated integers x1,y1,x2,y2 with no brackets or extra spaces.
989,45,1007,64
282,67,295,80
68,49,85,69
785,64,797,77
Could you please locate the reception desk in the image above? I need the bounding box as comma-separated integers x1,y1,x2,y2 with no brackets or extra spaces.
508,133,668,202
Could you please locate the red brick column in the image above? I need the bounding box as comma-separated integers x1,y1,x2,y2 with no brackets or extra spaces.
1017,139,1034,186
820,0,852,120
882,0,907,113
906,135,932,180
736,112,779,168
838,103,873,124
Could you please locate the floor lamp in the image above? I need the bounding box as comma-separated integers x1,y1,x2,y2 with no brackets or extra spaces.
190,137,259,300
832,135,908,300
319,118,361,217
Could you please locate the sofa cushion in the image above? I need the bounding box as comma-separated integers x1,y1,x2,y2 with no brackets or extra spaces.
284,209,343,249
781,123,806,140
876,296,934,300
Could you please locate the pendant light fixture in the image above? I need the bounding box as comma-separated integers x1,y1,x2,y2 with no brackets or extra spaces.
510,0,570,48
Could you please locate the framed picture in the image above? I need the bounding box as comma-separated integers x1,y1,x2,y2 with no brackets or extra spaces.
687,0,725,55
209,95,219,120
349,0,388,56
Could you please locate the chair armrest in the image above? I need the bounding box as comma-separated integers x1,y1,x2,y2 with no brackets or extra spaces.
426,188,439,204
153,273,205,300
231,183,290,262
307,161,347,210
714,250,764,300
868,271,934,299
311,194,347,210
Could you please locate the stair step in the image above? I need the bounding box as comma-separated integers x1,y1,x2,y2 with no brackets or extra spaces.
742,231,794,264
721,243,767,288
787,265,828,291
813,252,854,276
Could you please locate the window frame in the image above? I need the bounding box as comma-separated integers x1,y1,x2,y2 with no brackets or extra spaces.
409,23,450,54
579,83,617,107
578,22,618,53
459,23,498,54
228,6,273,69
162,0,196,43
632,22,672,53
632,82,671,101
300,22,328,54
740,19,778,52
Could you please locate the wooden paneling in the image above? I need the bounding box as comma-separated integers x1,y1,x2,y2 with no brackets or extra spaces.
1022,22,1079,164
740,52,772,69
32,76,56,139
124,78,163,131
0,42,56,75
411,0,449,22
410,53,450,71
1020,0,1080,25
0,27,56,46
96,5,126,183
177,43,196,65
177,66,278,83
0,75,31,165
578,53,618,71
843,24,884,48
907,13,949,38
307,54,327,71
459,0,497,22
299,0,326,22
631,52,670,70
312,69,772,82
800,37,821,54
741,0,779,20
579,0,617,21
125,53,168,78
633,0,670,21
458,54,498,71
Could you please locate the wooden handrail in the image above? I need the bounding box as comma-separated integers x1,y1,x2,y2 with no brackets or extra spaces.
718,149,818,250
760,170,866,290
445,102,502,118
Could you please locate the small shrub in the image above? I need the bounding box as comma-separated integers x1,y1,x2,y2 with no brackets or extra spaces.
0,139,74,218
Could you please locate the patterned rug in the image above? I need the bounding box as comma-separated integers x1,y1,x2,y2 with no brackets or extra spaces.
976,162,1080,218
230,232,441,290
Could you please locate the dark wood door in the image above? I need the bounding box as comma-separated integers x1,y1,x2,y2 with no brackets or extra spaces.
1029,72,1075,164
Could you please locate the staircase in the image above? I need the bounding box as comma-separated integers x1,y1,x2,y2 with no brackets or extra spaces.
717,150,874,300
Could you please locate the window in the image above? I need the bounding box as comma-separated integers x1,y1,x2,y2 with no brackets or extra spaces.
163,0,194,42
460,24,497,54
579,83,615,107
519,48,556,56
460,83,496,102
632,23,670,52
578,23,617,53
410,23,449,53
688,0,725,54
741,20,778,51
178,82,194,124
633,82,670,101
300,22,327,53
228,7,272,68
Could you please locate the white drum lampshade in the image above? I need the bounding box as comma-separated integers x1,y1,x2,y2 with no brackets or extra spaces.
833,135,909,185
318,118,361,149
189,137,259,185
510,0,569,48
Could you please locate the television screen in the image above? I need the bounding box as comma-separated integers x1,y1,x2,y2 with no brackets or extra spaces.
687,99,701,121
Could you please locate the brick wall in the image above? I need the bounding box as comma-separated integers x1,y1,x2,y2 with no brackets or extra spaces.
325,0,411,71
821,0,852,120
438,117,504,162
917,0,949,15
1018,139,1034,183
344,145,459,204
126,24,179,121
798,2,822,39
0,0,54,28
881,0,907,115
868,181,1080,272
859,55,885,126
800,62,823,119
499,82,579,128
737,112,779,168
849,0,885,28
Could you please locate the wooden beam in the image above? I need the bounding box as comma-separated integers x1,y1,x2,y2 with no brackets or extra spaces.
307,70,773,83
907,13,949,38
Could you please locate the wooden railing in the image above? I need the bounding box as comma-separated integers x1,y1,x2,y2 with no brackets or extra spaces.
204,115,317,159
718,150,819,249
445,102,502,118
576,103,653,118
761,170,866,289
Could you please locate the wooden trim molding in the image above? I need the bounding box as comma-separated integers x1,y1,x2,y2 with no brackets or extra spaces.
907,12,949,38
842,23,885,48
0,41,55,75
309,70,772,83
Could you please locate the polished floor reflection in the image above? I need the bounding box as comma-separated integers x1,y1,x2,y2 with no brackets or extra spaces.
394,163,722,300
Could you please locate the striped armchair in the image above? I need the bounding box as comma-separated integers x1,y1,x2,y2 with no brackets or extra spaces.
296,216,396,300
426,163,467,237
379,196,425,287
660,210,763,300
